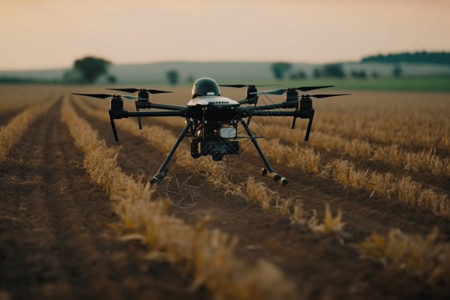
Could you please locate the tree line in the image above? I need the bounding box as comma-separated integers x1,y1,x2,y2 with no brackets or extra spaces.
361,51,450,65
2,52,448,84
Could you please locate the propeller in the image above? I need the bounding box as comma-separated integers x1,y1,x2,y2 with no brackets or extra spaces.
73,93,127,142
106,89,170,130
258,85,334,95
107,88,172,94
219,84,273,125
309,93,350,98
219,84,273,88
292,93,350,140
72,93,114,99
72,93,137,100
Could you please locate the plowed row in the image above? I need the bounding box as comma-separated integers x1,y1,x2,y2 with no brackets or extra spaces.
0,86,449,299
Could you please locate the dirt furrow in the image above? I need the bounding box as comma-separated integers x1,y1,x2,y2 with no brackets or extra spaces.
0,108,24,127
0,99,203,299
0,99,120,298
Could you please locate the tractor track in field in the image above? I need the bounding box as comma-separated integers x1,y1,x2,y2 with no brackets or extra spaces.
74,99,449,299
0,108,24,127
0,99,210,300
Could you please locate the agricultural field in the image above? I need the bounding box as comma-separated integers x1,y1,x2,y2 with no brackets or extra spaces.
0,84,449,299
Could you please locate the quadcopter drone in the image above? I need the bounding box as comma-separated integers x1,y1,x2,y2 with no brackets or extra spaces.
73,77,348,185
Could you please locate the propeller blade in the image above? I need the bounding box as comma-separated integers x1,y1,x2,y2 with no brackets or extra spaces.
297,85,334,91
258,85,334,95
107,88,139,93
72,93,113,99
107,88,172,94
147,89,172,94
72,93,140,100
310,93,350,98
219,84,273,88
220,84,248,88
121,95,138,100
257,88,287,95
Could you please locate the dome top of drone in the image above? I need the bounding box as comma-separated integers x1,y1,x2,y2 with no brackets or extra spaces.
192,77,221,98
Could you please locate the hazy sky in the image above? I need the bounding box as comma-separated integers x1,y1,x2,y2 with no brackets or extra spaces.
1,0,449,70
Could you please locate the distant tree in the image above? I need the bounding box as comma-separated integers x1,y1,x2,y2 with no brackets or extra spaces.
360,70,367,79
107,75,117,84
70,56,112,84
361,51,450,65
271,62,292,80
393,64,402,78
63,69,83,83
351,70,367,79
313,68,323,78
322,63,346,78
371,71,379,79
290,70,307,80
166,70,179,85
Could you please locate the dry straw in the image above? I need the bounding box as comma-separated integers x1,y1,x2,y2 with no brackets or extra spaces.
357,228,450,287
245,176,305,224
0,99,55,161
263,123,449,177
63,97,296,300
320,159,450,218
246,122,449,218
308,203,345,235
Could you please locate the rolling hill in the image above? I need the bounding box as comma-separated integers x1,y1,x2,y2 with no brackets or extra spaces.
1,61,450,85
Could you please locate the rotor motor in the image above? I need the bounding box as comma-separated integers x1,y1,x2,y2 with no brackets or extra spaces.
110,95,124,112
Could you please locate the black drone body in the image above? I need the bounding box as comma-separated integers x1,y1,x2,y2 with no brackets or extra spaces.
73,77,348,185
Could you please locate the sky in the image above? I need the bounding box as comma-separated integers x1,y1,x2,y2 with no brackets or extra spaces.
1,0,449,71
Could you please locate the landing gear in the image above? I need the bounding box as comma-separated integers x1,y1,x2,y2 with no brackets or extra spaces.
151,118,194,184
239,119,288,185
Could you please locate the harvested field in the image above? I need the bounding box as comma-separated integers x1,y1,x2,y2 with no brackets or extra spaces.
0,85,449,299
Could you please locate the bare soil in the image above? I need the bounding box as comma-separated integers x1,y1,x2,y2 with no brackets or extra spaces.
1,89,449,299
0,100,209,300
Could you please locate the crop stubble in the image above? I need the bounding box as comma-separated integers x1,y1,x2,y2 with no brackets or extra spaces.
0,86,449,299
0,94,211,299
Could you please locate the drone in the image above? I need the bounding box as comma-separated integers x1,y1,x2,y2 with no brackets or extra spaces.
73,77,348,185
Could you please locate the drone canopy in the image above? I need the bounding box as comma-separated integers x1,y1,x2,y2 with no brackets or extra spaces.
192,77,221,98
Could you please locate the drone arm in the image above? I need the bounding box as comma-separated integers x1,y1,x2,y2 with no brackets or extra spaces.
237,99,251,105
254,102,296,110
124,110,188,118
108,109,187,141
251,110,299,117
146,103,188,111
